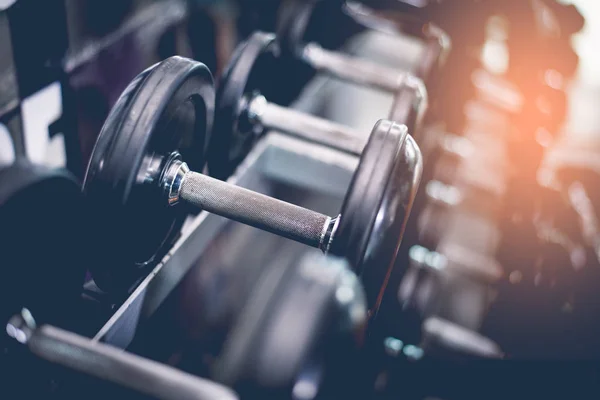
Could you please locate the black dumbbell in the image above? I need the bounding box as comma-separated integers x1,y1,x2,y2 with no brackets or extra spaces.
278,0,448,88
4,309,237,400
83,56,422,315
210,31,424,179
276,1,430,122
390,241,502,343
211,253,367,395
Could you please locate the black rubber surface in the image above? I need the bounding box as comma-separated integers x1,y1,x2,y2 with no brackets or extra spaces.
214,253,363,395
332,120,421,315
210,32,280,180
213,251,295,388
0,162,86,328
276,0,319,56
83,56,214,291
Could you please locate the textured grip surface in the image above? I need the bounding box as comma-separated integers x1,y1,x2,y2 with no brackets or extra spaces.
30,325,238,400
181,171,330,248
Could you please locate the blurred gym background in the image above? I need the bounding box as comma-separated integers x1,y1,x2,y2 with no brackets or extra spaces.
1,0,599,171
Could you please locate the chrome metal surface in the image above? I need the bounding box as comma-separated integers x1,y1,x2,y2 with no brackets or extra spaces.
163,156,189,206
322,215,340,254
6,309,36,344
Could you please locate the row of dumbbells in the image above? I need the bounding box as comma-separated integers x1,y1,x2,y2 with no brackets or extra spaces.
0,27,428,397
387,0,593,355
302,0,591,361
386,0,600,363
1,1,594,399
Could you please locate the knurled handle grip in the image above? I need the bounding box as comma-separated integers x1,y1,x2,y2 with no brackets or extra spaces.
28,325,238,400
180,171,333,249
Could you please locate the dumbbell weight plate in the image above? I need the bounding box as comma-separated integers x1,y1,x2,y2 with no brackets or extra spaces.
83,56,214,291
277,0,329,59
0,162,85,325
210,32,279,179
332,120,420,312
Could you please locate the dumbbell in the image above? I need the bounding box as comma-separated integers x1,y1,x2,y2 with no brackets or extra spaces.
210,31,424,180
210,253,367,395
276,0,430,123
416,156,506,251
389,240,503,343
83,56,422,316
4,309,237,400
340,1,450,87
400,245,503,318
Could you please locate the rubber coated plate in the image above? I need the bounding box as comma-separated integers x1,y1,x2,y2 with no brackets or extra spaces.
210,32,279,180
84,56,214,291
277,0,347,56
276,0,318,56
0,162,85,326
331,120,421,315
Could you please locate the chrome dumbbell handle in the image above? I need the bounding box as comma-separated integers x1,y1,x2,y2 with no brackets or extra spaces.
247,94,365,156
302,42,408,93
7,311,238,400
171,161,339,251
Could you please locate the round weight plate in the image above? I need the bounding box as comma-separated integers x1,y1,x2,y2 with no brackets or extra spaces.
209,32,279,179
83,56,214,291
214,254,365,391
276,0,320,57
331,120,422,315
0,162,85,327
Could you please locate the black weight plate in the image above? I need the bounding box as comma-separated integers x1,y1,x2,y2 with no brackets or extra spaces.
0,162,85,328
214,253,365,392
83,56,214,291
276,0,319,56
331,120,421,315
212,252,295,387
209,32,279,180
